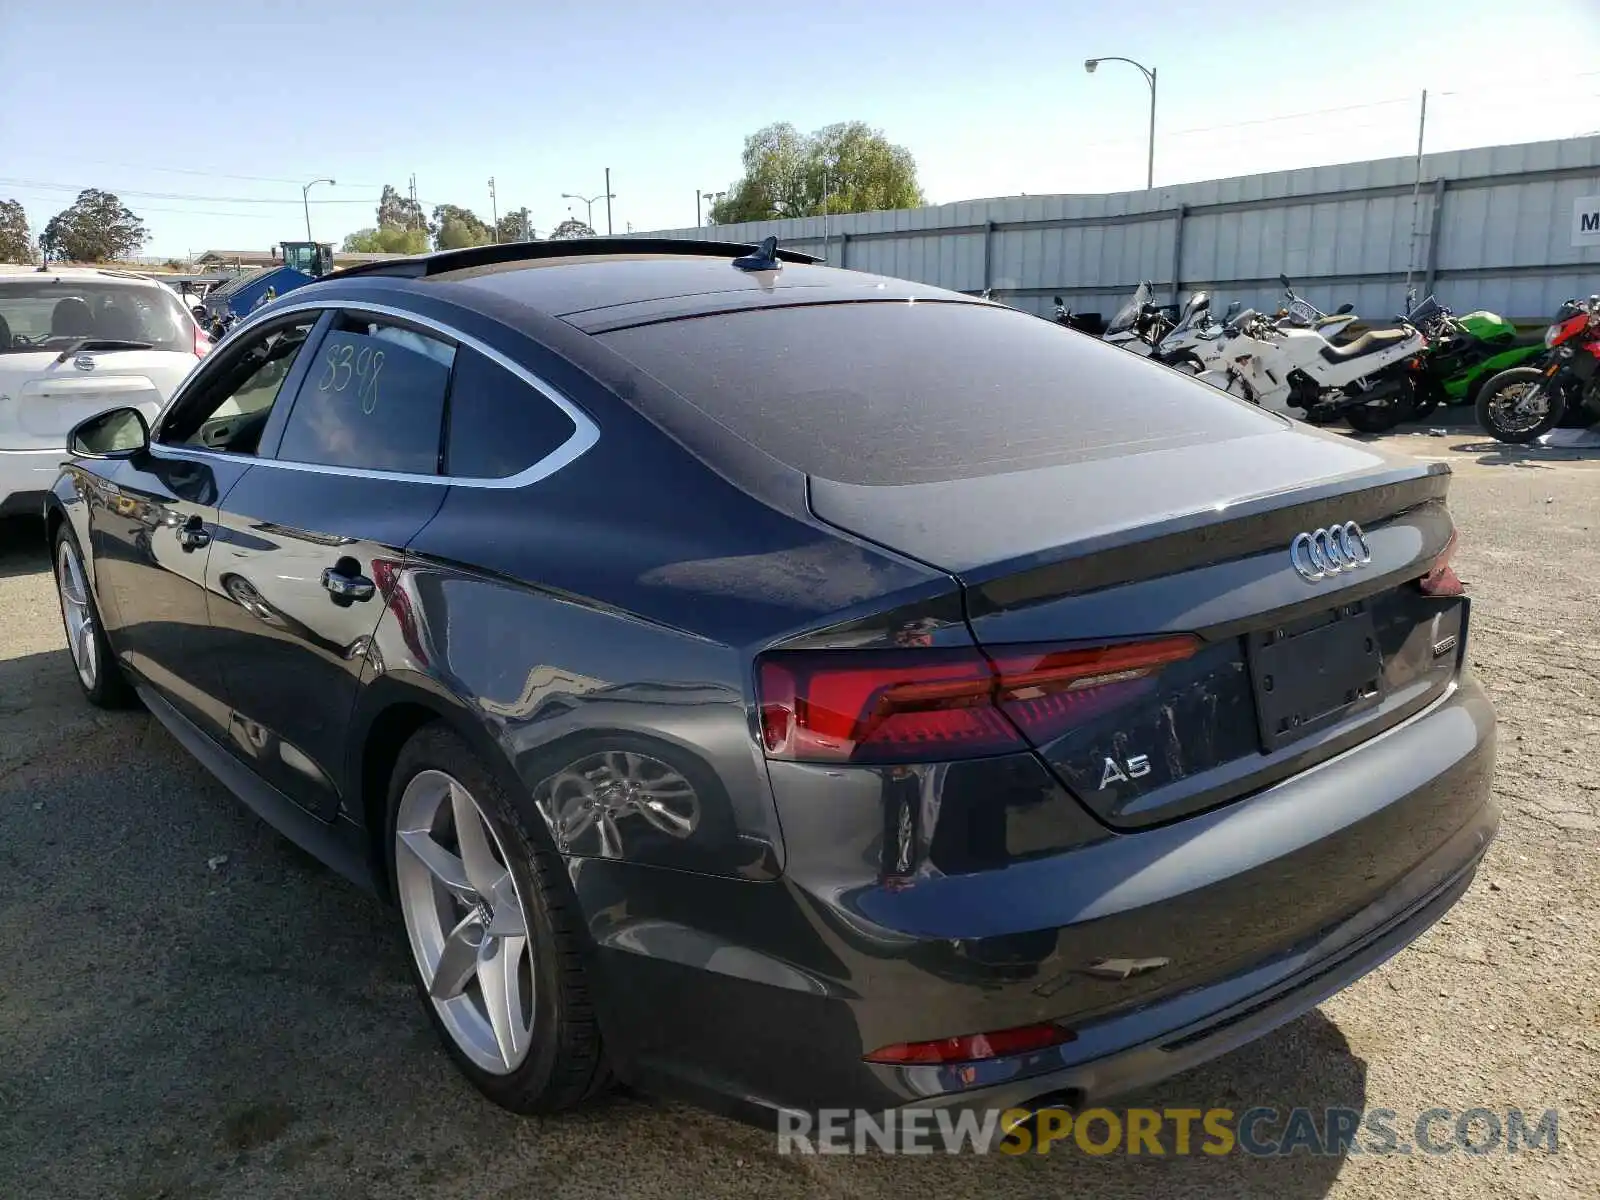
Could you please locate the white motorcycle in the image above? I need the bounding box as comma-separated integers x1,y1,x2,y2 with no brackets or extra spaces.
1196,307,1427,433
1275,274,1362,343
1154,294,1238,373
1102,282,1176,357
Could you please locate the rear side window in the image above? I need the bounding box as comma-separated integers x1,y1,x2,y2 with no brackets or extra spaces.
443,346,577,479
275,314,456,474
598,300,1278,486
0,280,192,355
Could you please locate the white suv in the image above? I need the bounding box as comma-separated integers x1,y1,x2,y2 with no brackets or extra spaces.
0,269,210,517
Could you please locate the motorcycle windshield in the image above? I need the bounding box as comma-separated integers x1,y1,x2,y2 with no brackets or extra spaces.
1106,282,1153,335
1165,293,1210,338
1407,295,1444,327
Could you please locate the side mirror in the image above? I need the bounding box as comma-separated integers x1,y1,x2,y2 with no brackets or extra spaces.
1053,295,1064,306
69,406,149,459
1224,301,1241,320
1279,273,1292,291
1336,302,1354,315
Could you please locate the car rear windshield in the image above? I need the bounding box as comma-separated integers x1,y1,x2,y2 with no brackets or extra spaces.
597,300,1278,487
0,280,192,355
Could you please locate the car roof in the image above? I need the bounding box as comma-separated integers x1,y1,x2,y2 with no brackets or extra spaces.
434,256,960,332
316,238,972,332
0,268,169,289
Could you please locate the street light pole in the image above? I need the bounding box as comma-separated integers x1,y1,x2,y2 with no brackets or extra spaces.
562,180,616,234
1084,57,1157,190
301,177,335,241
701,189,726,226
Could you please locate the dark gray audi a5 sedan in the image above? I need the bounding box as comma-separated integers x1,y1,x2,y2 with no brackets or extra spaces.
46,237,1497,1123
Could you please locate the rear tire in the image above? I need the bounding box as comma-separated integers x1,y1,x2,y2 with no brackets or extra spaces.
387,724,611,1113
52,525,137,710
1476,367,1562,444
1344,402,1402,434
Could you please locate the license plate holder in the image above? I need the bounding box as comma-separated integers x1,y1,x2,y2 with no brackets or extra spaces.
1249,605,1383,752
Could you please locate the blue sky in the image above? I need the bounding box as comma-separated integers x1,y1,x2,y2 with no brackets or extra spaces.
2,0,1597,257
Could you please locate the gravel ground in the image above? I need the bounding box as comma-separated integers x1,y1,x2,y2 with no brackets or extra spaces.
1,426,1596,1199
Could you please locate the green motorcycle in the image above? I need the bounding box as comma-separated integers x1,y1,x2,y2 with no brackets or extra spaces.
1407,295,1546,414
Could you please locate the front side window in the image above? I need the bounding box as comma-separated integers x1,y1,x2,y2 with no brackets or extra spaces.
273,314,455,474
159,318,319,454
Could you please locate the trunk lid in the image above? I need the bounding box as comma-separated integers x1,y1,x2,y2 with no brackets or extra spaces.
809,427,1464,830
0,351,192,450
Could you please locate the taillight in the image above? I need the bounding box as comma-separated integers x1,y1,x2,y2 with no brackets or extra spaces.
865,1021,1076,1065
756,636,1200,764
1418,529,1464,597
194,323,212,358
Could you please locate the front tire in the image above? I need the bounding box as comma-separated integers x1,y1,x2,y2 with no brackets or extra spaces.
53,526,137,709
387,724,610,1113
1476,367,1562,444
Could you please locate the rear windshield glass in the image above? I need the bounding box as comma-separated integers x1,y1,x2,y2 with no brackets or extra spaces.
598,300,1278,486
0,281,192,355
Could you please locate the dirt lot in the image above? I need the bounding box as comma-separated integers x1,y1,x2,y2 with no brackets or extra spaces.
1,426,1597,1200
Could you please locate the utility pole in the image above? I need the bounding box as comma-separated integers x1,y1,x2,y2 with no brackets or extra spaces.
1402,90,1429,306
488,177,499,243
605,167,613,236
696,190,702,227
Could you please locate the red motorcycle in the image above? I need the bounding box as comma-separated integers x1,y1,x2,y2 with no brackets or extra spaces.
1476,296,1600,443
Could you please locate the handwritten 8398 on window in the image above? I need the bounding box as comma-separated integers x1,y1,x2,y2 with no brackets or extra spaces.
317,339,385,414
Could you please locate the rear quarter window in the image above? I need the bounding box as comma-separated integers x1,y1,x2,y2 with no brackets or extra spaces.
443,346,577,479
597,300,1279,486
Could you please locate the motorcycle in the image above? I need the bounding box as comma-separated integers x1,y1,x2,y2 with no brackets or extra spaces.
1475,296,1600,443
1406,294,1547,412
1195,306,1427,432
1101,281,1177,357
1153,293,1239,372
1051,295,1107,336
1274,274,1361,343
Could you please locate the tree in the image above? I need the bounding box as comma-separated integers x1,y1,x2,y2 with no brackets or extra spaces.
377,184,425,233
709,121,924,224
343,226,429,254
548,218,595,240
39,189,147,262
429,204,493,250
496,207,536,243
0,199,33,264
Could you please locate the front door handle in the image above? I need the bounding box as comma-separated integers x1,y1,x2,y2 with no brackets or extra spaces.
177,516,210,552
321,564,375,604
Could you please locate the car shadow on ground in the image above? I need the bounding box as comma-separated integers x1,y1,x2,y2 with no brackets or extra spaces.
0,514,49,580
0,643,1368,1199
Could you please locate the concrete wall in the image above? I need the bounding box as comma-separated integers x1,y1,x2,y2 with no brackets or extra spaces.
642,137,1600,322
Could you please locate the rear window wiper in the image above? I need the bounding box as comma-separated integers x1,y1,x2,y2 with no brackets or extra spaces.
54,338,155,364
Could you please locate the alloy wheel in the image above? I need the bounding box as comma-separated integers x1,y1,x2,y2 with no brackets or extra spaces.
395,769,535,1075
1487,381,1552,436
56,540,98,690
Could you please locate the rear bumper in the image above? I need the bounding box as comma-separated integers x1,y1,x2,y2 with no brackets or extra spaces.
584,675,1497,1123
0,447,65,513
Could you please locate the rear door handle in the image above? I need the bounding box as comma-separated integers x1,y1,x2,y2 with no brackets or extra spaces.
321,565,375,603
177,516,210,552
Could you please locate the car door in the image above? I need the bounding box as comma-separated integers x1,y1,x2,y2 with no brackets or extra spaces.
204,307,457,819
87,312,323,739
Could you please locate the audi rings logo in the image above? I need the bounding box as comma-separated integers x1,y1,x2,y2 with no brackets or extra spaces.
1290,522,1372,581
